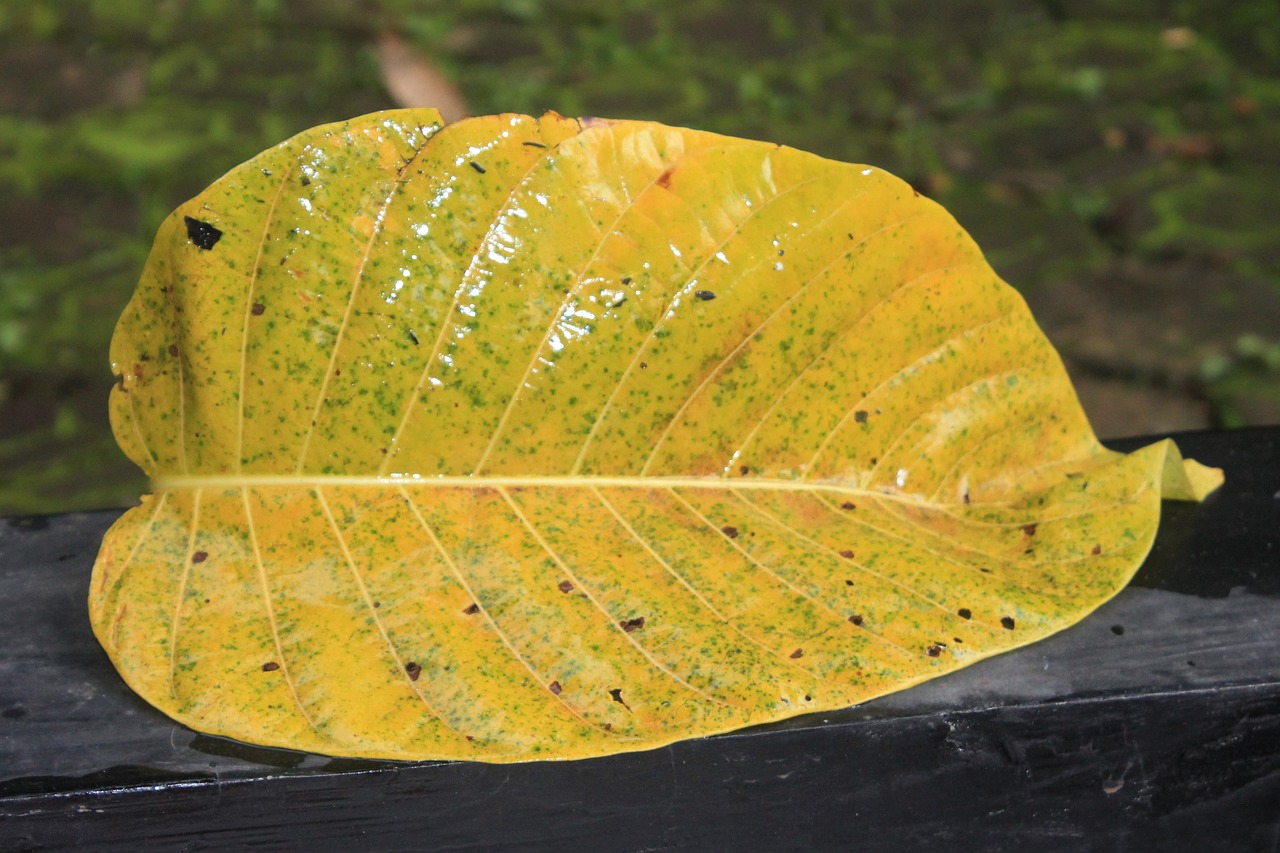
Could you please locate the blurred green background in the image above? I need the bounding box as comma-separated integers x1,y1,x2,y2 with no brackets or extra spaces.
2,0,1279,514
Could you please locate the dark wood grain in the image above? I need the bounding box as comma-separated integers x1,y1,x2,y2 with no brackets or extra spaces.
2,427,1277,851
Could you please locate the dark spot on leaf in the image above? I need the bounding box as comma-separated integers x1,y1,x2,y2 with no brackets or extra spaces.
608,688,632,710
463,603,480,615
804,694,811,701
739,465,750,476
408,329,419,345
844,579,854,586
1001,616,1016,630
694,290,716,301
405,661,422,681
522,140,548,148
466,735,475,741
549,680,562,695
300,175,311,185
1111,624,1125,636
721,525,739,539
168,344,179,357
1092,544,1102,556
789,648,804,659
870,457,878,465
926,644,942,658
979,567,992,573
184,216,222,250
251,302,265,316
469,161,486,174
957,608,972,620
557,580,574,593
373,601,381,608
854,410,868,423
840,501,856,510
848,614,864,625
192,551,208,563
620,276,632,285
262,661,280,672
620,616,646,633
656,166,675,188
639,362,648,370
1022,523,1038,536
839,549,854,559
963,492,970,505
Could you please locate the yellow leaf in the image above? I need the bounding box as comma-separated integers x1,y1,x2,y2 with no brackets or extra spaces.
92,110,1223,762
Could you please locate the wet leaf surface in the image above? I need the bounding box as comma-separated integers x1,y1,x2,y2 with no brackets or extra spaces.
91,110,1221,762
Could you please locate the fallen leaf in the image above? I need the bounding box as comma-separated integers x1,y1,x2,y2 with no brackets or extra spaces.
91,110,1223,762
376,32,469,122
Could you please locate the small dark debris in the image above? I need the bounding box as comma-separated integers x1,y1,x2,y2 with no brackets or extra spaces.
557,580,574,593
848,614,864,626
979,567,992,573
168,344,179,357
854,410,868,424
373,601,381,608
549,680,562,695
183,216,223,250
262,662,280,672
192,551,208,564
926,644,942,658
522,140,548,148
405,661,422,681
620,276,632,285
957,608,972,620
963,492,971,505
840,501,856,510
639,362,648,370
1022,523,1038,536
1091,544,1102,556
721,525,739,539
408,329,420,345
789,648,804,659
620,616,646,633
1000,616,1016,630
466,735,475,741
469,161,486,174
803,694,811,701
844,579,854,586
1110,624,1125,636
694,290,717,301
839,549,854,559
739,465,750,476
251,302,265,316
463,603,480,615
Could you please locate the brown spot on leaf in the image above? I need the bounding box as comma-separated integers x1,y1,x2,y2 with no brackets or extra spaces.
957,608,972,620
839,549,854,559
1022,523,1038,536
848,614,863,626
251,302,265,316
1092,544,1102,556
549,680,562,695
557,580,574,593
789,648,804,659
854,410,868,423
694,290,717,301
192,551,208,564
620,616,646,633
739,465,750,476
405,661,422,681
656,166,675,188
261,661,280,672
463,603,480,615
926,644,942,658
168,344,179,357
840,501,856,510
1001,616,1016,630
608,687,632,710
721,525,739,539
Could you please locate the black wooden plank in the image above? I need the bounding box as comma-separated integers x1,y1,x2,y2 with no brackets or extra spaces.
1,427,1277,850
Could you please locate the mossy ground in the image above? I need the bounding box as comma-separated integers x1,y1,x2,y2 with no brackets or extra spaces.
2,0,1279,513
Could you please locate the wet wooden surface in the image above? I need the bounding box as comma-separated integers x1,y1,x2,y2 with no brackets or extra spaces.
1,427,1277,851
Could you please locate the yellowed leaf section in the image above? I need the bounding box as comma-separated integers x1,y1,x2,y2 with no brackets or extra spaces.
93,110,1222,762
